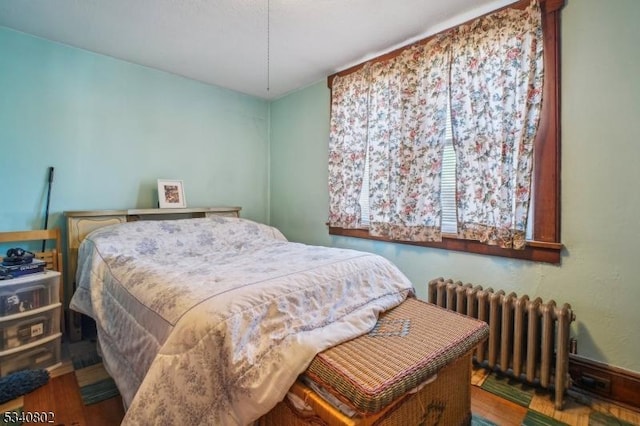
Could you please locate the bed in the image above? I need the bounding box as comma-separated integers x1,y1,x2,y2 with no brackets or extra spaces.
69,214,488,425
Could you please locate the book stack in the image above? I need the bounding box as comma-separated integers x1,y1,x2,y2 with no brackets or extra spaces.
0,259,46,280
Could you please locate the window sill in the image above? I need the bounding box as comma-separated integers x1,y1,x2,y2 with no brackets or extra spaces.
328,226,562,264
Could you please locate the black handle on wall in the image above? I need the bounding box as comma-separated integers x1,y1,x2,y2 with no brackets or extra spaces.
42,166,55,252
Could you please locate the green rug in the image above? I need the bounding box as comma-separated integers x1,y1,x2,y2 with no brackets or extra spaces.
71,343,120,406
79,376,120,405
480,373,535,407
472,413,498,425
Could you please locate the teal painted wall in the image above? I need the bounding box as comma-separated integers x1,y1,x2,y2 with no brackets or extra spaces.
0,27,270,236
270,0,640,374
270,83,331,247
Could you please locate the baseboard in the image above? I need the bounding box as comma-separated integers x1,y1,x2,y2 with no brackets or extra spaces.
569,354,640,411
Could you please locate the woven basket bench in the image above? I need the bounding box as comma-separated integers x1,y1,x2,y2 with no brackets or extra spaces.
258,297,489,426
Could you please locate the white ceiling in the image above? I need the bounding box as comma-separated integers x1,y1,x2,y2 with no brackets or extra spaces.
0,0,514,100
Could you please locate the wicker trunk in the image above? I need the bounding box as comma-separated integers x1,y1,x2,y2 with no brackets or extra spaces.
258,351,472,426
257,298,488,426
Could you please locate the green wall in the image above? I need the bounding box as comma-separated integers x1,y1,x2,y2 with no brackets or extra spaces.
270,0,640,374
0,26,270,235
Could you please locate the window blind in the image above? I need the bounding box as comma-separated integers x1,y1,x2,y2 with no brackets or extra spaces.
440,101,456,234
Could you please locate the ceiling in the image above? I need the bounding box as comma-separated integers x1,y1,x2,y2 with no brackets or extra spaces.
0,0,514,100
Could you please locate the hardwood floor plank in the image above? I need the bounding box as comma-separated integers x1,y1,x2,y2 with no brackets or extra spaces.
471,385,528,425
529,391,591,425
471,366,490,387
83,397,124,426
22,372,87,426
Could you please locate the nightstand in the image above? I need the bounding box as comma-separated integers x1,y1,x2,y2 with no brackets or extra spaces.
0,271,62,376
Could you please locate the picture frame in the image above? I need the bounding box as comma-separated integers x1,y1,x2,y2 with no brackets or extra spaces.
157,179,186,208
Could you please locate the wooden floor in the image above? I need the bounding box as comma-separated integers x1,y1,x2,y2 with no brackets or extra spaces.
0,369,124,426
2,365,639,425
469,366,640,426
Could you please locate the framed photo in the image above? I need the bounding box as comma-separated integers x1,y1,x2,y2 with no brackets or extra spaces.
157,179,186,208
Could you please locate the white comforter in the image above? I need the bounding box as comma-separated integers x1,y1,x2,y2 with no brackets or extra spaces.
70,216,414,425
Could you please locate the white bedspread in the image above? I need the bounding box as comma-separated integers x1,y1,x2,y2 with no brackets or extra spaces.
69,217,414,425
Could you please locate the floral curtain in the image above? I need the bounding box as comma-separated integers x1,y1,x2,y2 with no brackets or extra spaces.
328,66,370,228
449,1,544,249
367,38,451,241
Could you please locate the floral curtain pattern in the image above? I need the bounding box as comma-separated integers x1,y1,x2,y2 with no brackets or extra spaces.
449,1,544,249
328,1,544,249
367,39,450,242
328,66,370,228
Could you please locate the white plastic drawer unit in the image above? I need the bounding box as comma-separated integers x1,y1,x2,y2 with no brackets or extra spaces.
0,303,61,351
0,271,60,317
0,332,62,377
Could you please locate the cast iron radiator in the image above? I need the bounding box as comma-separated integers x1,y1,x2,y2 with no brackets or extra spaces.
428,277,576,409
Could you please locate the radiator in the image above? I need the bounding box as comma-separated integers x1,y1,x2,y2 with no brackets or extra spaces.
428,278,575,410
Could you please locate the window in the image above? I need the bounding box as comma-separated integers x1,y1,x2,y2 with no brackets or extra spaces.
359,103,458,235
328,0,563,264
360,104,535,240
